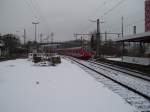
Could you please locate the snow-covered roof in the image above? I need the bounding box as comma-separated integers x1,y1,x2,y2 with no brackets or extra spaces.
115,32,150,42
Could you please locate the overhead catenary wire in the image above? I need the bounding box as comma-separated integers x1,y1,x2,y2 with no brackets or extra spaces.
79,0,117,34
90,0,109,17
32,0,50,26
24,0,51,35
23,0,38,19
105,9,144,32
101,0,126,17
110,18,144,32
79,1,109,33
81,0,126,34
29,0,51,32
99,0,144,36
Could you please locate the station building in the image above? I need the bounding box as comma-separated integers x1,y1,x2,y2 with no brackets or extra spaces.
145,0,150,32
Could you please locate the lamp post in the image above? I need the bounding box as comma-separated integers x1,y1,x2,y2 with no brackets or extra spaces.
32,22,39,42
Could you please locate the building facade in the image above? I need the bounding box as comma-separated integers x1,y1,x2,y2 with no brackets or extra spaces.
145,0,150,32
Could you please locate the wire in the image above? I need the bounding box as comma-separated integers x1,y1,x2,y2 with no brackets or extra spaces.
102,0,125,17
124,19,144,28
91,0,109,17
105,10,144,32
80,0,126,34
29,0,51,31
23,0,38,18
110,18,144,32
76,0,112,34
24,0,51,33
35,0,51,31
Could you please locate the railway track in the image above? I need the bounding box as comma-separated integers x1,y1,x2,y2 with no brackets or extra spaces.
89,60,150,81
65,56,150,112
88,60,150,82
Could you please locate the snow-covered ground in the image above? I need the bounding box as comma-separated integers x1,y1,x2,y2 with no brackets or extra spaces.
0,58,137,112
106,57,122,61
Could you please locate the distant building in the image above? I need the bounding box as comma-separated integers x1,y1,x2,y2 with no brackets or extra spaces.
0,39,9,57
145,0,150,32
0,40,5,56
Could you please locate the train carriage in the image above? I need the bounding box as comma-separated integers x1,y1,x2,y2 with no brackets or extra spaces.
57,47,93,59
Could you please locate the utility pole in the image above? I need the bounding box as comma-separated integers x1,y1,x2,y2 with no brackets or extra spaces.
121,16,124,37
81,36,83,48
90,19,104,57
47,35,50,43
95,19,104,57
74,33,77,40
51,32,54,43
96,19,100,57
133,26,136,34
40,33,43,43
23,29,26,45
32,22,39,42
105,31,107,42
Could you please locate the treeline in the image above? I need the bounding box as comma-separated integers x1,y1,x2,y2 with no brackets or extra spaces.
0,34,27,58
90,35,121,56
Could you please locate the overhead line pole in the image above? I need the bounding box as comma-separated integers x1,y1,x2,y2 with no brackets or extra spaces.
97,19,100,57
121,16,124,62
23,29,26,45
105,31,107,42
121,16,124,37
90,19,104,57
40,33,43,43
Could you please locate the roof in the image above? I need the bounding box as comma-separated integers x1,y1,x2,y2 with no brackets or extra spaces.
115,32,150,43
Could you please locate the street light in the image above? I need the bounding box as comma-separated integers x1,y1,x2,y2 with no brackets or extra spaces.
32,22,39,42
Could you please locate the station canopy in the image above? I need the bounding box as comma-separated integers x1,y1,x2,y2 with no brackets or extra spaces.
115,32,150,43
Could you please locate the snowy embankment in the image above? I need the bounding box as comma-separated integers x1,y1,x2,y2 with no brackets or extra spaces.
0,58,137,112
106,57,122,61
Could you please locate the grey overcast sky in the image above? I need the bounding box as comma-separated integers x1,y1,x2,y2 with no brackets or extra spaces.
0,0,144,42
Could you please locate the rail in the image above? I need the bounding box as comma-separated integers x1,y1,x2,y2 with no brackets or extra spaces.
67,57,150,101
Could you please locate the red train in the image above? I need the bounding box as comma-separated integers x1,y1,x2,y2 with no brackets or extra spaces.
57,47,93,59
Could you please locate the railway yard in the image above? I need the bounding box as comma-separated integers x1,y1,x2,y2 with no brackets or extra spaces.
0,56,149,112
1,0,150,112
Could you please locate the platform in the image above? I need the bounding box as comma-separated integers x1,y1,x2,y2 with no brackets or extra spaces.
115,32,150,42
